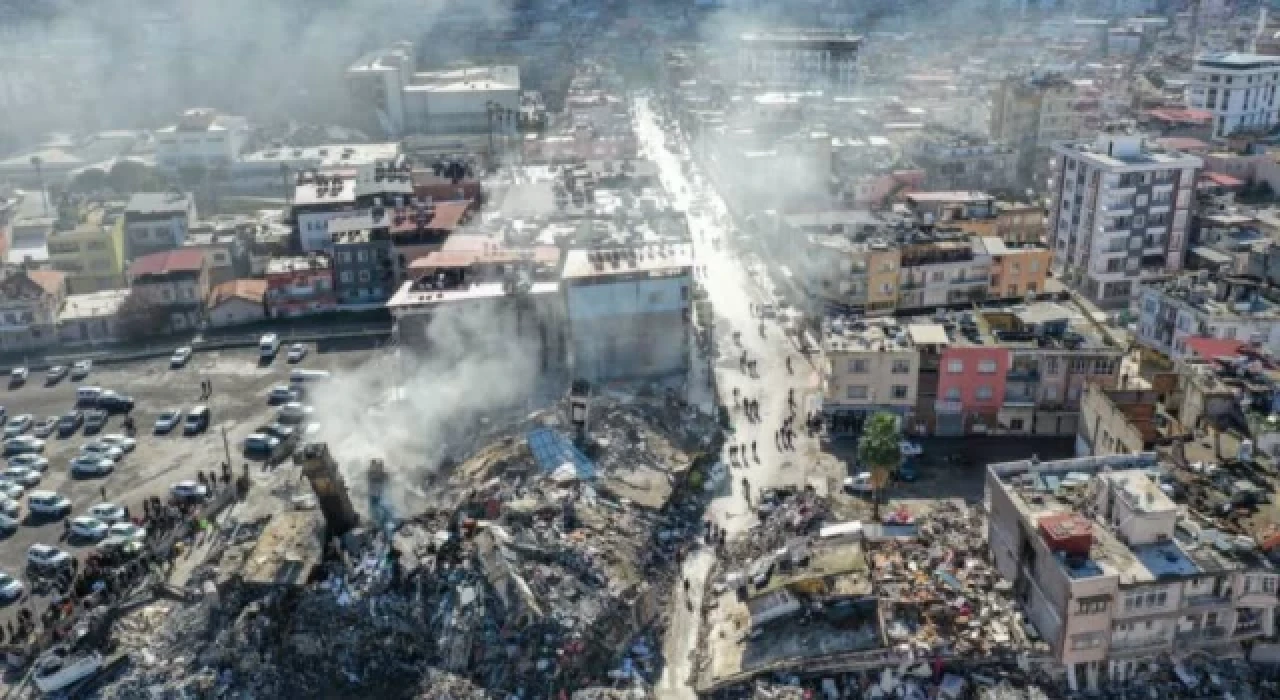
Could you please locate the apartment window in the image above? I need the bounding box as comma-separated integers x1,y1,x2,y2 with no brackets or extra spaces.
1070,632,1105,650
975,386,993,400
340,271,353,284
848,359,869,373
1045,357,1060,375
1145,590,1168,607
977,360,997,374
945,388,961,401
1077,596,1109,615
847,385,868,400
931,271,945,282
358,270,371,283
891,359,910,374
339,252,352,264
1010,418,1024,431
947,360,964,374
1043,386,1059,401
1070,358,1089,372
356,250,369,263
1133,214,1146,228
891,385,909,400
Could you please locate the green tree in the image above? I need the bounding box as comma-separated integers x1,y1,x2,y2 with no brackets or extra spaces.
108,160,169,194
69,167,109,194
856,412,902,519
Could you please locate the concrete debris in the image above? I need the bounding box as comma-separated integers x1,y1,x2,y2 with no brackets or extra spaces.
68,390,721,699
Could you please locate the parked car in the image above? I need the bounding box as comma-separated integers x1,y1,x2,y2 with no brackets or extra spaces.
169,347,192,368
0,498,20,518
170,480,208,501
80,442,123,462
26,544,71,571
843,472,874,494
899,441,923,458
3,415,31,438
266,385,297,405
0,571,25,598
153,409,181,434
96,392,134,414
0,468,40,487
276,402,314,426
69,456,114,478
83,410,108,433
8,368,27,387
69,360,92,380
27,491,71,517
44,366,68,385
57,411,84,437
69,517,107,541
32,416,57,438
108,522,146,542
242,433,281,459
183,406,209,435
0,482,24,500
3,436,45,455
75,387,102,407
286,344,308,363
99,434,136,453
87,503,126,524
9,454,48,472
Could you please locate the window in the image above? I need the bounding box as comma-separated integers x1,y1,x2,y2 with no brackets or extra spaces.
945,388,961,400
847,385,868,400
1010,418,1024,431
947,360,964,374
339,252,352,264
978,360,997,374
892,359,910,374
1077,597,1109,615
1045,357,1060,376
1070,632,1105,650
358,270,371,283
340,271,353,284
976,386,993,400
848,359,869,373
356,250,369,263
891,385,909,400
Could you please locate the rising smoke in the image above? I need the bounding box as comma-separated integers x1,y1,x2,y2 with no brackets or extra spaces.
0,0,511,146
306,302,546,515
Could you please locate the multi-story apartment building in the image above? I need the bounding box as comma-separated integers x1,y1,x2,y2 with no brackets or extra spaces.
897,234,992,311
154,108,248,171
991,73,1098,187
46,201,126,294
123,192,197,262
1185,53,1280,139
265,255,336,318
736,30,860,91
1048,132,1202,308
124,249,209,331
987,453,1278,693
0,267,65,351
821,317,919,436
329,220,396,305
1137,273,1280,358
911,137,1019,193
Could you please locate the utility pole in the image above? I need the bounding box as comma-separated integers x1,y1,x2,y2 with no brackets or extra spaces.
220,424,233,470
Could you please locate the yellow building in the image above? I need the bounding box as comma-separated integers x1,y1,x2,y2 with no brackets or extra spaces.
979,237,1052,301
47,202,127,294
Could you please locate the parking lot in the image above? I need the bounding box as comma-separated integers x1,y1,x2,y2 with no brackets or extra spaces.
0,338,387,616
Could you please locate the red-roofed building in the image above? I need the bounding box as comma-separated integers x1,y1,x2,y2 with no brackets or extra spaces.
1140,108,1212,141
389,200,474,273
125,249,210,330
1183,336,1248,363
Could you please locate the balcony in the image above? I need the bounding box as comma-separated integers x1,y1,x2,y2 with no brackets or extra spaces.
1006,367,1040,382
1109,636,1169,655
1174,627,1229,646
1181,593,1232,610
1233,621,1265,639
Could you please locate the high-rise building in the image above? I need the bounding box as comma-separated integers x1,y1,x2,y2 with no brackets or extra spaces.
1047,132,1201,308
991,73,1098,188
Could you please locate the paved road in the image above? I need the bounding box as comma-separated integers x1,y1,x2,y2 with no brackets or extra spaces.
637,95,829,699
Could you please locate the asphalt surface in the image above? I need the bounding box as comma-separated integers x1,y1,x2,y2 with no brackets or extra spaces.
0,338,386,624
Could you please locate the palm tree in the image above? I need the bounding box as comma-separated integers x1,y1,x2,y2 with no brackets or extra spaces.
857,412,903,520
29,155,48,215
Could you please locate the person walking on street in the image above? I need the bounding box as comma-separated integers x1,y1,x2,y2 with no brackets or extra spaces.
99,486,106,501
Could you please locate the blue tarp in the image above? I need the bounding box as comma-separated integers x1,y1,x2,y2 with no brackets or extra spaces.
526,428,596,480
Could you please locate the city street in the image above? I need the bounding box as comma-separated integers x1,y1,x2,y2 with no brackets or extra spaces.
637,95,832,700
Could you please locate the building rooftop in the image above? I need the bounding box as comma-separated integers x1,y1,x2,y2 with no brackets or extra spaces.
822,316,915,354
208,278,267,308
267,256,331,275
1148,274,1280,321
128,248,206,278
1195,52,1280,69
240,143,399,169
125,192,193,216
387,279,560,311
561,244,693,281
405,65,520,93
58,289,131,321
1053,133,1203,169
293,174,357,208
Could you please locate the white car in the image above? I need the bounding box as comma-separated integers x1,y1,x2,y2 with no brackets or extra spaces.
27,491,70,516
3,414,32,438
844,472,874,494
0,571,24,599
8,367,27,385
0,498,20,518
70,360,92,380
80,442,124,462
108,522,146,542
8,454,48,472
277,402,314,426
286,344,308,363
26,544,71,570
170,480,208,501
0,467,40,487
899,441,923,458
87,503,126,524
170,347,192,368
154,409,182,434
0,482,23,500
4,436,45,455
70,516,108,541
99,434,137,453
69,455,114,477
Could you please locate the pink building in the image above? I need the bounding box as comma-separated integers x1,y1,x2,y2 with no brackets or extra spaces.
932,345,1010,436
848,170,924,209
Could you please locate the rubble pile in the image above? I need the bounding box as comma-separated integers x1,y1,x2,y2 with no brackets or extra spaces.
870,502,1047,660
88,393,715,699
723,487,828,563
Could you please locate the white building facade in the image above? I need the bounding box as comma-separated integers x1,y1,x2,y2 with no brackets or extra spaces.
1048,133,1201,308
155,108,248,170
1186,53,1280,139
1136,275,1280,358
